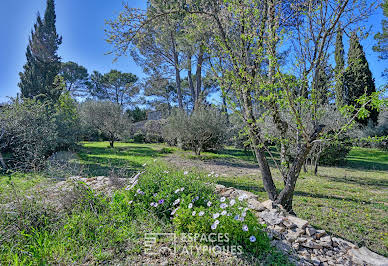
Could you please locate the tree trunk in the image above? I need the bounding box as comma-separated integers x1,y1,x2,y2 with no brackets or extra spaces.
110,140,114,148
0,151,7,170
242,87,278,201
170,31,183,109
187,55,196,105
275,125,325,212
195,46,204,106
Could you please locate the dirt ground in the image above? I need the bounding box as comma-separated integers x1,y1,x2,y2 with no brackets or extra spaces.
163,152,262,178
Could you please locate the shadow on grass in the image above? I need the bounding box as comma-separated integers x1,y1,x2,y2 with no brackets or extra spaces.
293,191,377,205
320,174,388,188
77,145,162,177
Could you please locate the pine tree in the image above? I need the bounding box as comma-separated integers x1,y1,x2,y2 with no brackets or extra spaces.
18,0,62,102
344,32,379,125
373,0,388,79
334,25,345,107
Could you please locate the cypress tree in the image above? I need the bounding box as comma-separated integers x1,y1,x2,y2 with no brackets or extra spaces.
313,58,333,106
344,32,379,126
18,0,62,102
334,25,345,107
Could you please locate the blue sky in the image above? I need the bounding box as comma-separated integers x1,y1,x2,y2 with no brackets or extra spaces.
0,0,386,103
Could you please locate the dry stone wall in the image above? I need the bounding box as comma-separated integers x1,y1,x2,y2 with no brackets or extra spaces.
215,184,388,266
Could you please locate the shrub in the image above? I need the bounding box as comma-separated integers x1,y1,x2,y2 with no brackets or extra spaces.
144,120,166,143
163,106,227,155
114,166,271,256
0,97,80,170
319,141,352,166
133,132,146,143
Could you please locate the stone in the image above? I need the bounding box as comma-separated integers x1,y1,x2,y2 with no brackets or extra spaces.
292,242,300,250
302,239,323,249
215,184,226,192
306,226,317,236
220,189,234,197
283,219,297,229
247,198,266,211
271,240,292,253
348,246,388,266
295,237,308,244
259,210,284,225
331,237,356,251
315,230,326,239
262,200,275,210
274,225,286,233
96,176,105,181
285,215,309,229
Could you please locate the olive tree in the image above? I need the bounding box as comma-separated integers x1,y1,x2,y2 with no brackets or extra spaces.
80,100,130,148
163,105,227,155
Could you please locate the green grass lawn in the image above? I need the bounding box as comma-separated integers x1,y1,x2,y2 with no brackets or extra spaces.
77,141,175,177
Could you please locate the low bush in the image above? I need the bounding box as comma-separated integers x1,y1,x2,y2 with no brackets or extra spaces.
133,132,146,143
319,141,352,166
163,106,227,155
0,95,80,170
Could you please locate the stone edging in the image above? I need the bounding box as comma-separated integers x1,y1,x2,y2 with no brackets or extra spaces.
215,184,388,266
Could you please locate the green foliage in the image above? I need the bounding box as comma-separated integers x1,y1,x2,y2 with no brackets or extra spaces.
173,194,270,256
18,0,62,103
133,132,146,143
0,97,80,170
319,141,352,166
163,106,228,155
127,106,147,122
344,33,379,125
60,61,90,97
88,70,138,106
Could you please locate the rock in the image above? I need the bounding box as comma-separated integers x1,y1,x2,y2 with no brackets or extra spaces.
306,226,317,236
295,237,308,244
292,242,300,250
319,236,331,243
285,215,309,229
215,184,226,192
247,198,266,211
271,239,292,253
348,246,388,266
259,210,284,225
286,228,305,243
331,237,356,251
262,200,274,210
96,176,105,181
302,239,323,249
274,225,286,233
283,219,297,229
315,230,326,239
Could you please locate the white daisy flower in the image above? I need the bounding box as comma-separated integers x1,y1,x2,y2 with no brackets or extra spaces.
213,213,220,219
220,197,226,202
188,203,193,209
207,201,212,207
